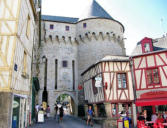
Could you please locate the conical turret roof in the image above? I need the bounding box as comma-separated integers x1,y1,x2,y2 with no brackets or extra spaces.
79,0,113,21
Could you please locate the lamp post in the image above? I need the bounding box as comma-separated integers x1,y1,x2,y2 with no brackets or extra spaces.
42,55,48,104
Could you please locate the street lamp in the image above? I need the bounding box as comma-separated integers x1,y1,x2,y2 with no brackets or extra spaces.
42,55,46,63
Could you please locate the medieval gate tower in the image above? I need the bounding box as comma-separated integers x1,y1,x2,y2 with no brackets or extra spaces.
37,0,125,116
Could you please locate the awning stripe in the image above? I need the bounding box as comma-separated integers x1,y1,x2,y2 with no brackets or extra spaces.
136,98,167,106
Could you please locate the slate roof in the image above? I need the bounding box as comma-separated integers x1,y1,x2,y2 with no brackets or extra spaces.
101,55,129,62
79,0,113,21
41,15,78,23
81,55,129,75
131,36,167,56
42,0,113,23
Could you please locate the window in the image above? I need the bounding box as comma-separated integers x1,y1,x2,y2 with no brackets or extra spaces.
50,24,54,29
144,43,151,53
23,51,27,73
83,23,87,28
62,60,68,67
92,77,98,95
146,68,160,85
72,60,75,90
65,26,69,31
55,59,58,90
26,15,30,38
117,73,127,89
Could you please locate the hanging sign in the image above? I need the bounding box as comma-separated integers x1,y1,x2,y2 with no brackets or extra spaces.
13,101,19,108
95,76,102,87
78,85,83,90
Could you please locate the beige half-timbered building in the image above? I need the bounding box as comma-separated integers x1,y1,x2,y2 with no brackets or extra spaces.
0,0,39,127
82,55,135,127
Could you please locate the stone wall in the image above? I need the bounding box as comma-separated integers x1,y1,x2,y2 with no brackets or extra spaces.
0,92,13,128
39,17,125,110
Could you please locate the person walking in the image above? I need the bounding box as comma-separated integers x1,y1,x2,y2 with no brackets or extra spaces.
59,106,64,123
87,106,94,126
46,105,50,118
35,104,39,122
54,104,58,120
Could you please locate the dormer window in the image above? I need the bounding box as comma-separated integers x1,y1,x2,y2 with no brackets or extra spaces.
144,43,151,52
141,38,153,53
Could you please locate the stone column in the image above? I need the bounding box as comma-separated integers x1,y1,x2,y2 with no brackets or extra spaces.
132,103,137,127
93,104,98,117
74,103,78,116
104,103,112,117
84,104,88,117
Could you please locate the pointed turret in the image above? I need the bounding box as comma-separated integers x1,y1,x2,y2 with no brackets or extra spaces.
79,0,113,21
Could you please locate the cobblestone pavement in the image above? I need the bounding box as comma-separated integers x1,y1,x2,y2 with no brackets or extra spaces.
30,115,102,128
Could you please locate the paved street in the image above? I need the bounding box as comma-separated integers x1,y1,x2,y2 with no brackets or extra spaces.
30,115,101,128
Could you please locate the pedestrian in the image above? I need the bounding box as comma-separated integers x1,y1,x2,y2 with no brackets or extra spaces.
138,112,145,121
87,106,94,126
163,111,167,122
59,106,64,123
143,110,147,121
46,105,50,118
54,104,58,119
151,112,158,123
35,104,39,122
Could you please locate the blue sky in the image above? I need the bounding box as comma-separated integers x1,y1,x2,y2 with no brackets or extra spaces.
42,0,167,55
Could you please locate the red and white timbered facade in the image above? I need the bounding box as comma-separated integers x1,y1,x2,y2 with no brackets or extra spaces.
82,56,134,119
82,56,134,104
132,50,167,105
102,56,134,103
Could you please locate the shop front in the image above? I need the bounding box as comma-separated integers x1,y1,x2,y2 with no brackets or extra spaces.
12,94,28,128
136,91,167,127
111,102,133,128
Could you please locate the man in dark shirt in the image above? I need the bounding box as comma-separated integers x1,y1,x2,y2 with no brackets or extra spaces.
138,112,145,121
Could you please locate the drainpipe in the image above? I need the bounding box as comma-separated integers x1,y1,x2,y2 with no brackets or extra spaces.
129,56,137,127
38,0,41,48
129,57,137,101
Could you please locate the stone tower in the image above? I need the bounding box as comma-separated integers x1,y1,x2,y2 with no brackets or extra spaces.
38,0,125,116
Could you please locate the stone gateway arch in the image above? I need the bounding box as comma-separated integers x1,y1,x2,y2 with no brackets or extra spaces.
35,0,125,117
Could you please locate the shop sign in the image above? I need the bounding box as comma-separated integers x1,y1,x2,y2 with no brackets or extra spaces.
38,110,44,123
78,85,83,90
95,76,102,87
123,117,130,128
13,101,19,108
140,91,167,99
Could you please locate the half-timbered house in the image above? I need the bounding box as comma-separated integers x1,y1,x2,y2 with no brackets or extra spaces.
82,55,135,127
131,36,167,125
0,0,39,127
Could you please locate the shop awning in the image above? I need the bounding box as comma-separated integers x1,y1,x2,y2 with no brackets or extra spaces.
136,98,167,106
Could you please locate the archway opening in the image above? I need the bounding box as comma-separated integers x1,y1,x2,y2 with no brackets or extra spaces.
56,94,76,115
